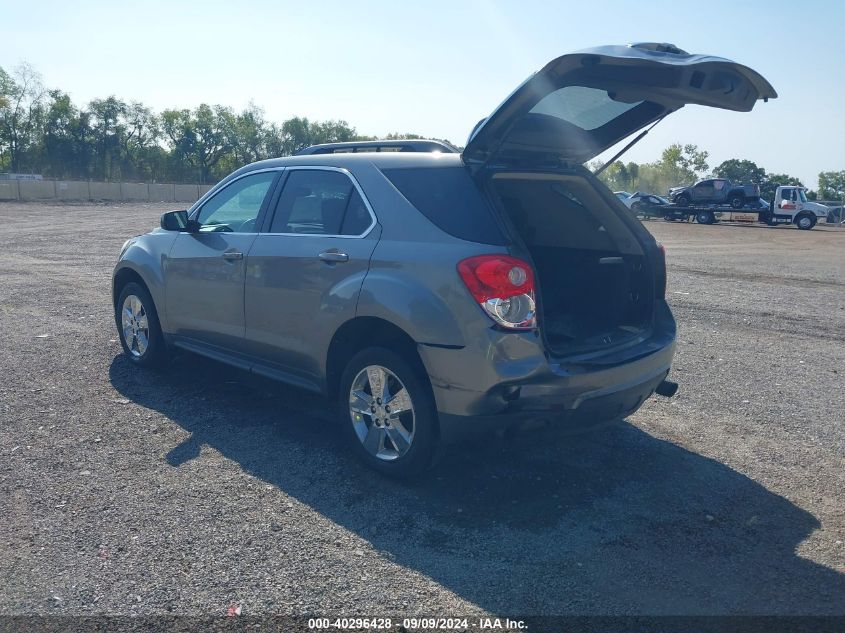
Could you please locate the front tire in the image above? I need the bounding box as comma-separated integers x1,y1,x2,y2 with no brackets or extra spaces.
675,194,690,207
115,282,168,367
338,347,438,479
796,214,816,230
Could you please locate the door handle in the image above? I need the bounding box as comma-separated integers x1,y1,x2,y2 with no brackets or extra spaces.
318,250,349,263
222,251,244,261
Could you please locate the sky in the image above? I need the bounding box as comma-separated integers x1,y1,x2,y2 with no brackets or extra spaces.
2,0,842,189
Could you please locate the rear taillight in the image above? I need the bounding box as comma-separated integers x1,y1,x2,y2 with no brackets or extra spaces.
457,255,536,329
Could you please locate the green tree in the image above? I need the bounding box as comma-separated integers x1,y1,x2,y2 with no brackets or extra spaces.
630,144,709,195
278,116,314,154
818,170,845,201
314,119,356,145
230,102,269,167
714,159,766,184
0,63,47,172
120,101,162,181
40,90,95,179
161,104,236,183
599,162,632,192
265,116,358,156
658,143,709,185
88,96,127,180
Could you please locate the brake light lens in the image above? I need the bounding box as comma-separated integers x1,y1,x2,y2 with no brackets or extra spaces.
457,255,536,329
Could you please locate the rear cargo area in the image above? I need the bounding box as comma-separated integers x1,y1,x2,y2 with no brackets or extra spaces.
490,172,653,354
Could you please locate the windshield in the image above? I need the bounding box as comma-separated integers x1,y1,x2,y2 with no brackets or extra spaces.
798,189,808,203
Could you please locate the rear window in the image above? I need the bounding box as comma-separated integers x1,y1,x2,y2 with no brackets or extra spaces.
381,166,506,245
529,86,643,131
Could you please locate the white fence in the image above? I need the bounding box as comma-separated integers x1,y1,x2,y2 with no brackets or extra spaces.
0,179,214,203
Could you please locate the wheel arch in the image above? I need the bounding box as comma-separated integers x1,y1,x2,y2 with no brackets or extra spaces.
728,191,745,207
112,266,151,310
325,317,428,401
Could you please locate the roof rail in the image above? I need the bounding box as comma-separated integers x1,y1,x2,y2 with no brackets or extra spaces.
295,139,458,156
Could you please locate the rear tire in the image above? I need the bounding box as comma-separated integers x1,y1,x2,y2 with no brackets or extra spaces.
338,347,439,479
115,282,168,367
729,194,744,209
696,210,715,225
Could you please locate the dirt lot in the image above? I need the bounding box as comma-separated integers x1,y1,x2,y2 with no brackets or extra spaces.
0,202,843,617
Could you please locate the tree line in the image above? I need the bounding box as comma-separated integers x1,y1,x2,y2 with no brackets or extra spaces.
593,144,845,202
2,62,843,199
0,63,448,184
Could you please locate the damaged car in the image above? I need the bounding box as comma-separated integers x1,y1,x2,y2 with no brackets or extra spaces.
113,43,776,477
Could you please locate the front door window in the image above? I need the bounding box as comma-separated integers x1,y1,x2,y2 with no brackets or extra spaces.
197,172,277,233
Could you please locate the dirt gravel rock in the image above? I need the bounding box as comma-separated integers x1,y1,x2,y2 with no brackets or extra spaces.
0,202,843,617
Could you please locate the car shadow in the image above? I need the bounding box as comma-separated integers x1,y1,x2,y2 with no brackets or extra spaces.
108,353,845,615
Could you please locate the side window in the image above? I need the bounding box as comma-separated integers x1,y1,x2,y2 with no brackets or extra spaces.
340,190,373,235
381,166,506,245
269,170,372,236
713,180,726,190
197,172,276,232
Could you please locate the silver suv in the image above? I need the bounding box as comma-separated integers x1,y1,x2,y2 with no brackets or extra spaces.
113,44,775,477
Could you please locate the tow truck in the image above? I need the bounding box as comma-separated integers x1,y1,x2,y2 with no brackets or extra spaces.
636,185,829,230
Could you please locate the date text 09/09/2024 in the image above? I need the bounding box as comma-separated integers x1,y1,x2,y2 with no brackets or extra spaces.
307,617,528,630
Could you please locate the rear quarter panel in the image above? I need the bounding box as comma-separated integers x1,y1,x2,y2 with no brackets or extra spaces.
349,161,509,349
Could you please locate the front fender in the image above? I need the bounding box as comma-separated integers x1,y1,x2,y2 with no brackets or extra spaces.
113,231,177,329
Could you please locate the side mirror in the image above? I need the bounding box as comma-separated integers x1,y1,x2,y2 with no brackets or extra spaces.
160,209,198,232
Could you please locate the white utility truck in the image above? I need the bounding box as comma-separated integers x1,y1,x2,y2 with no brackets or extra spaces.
716,186,829,230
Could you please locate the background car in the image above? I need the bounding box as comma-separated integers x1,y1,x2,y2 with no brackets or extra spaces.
622,191,671,211
669,178,760,208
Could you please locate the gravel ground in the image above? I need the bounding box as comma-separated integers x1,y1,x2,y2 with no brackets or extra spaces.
0,202,843,618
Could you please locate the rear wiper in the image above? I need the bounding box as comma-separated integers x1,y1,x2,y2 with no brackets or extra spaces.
593,115,667,177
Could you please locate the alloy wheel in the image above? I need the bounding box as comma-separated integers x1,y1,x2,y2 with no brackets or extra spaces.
348,365,415,461
121,294,149,358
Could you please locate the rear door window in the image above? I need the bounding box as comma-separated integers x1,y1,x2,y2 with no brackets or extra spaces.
381,166,505,245
268,169,373,236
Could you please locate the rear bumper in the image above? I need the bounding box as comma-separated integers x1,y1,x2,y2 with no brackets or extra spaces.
418,302,676,442
437,363,670,442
